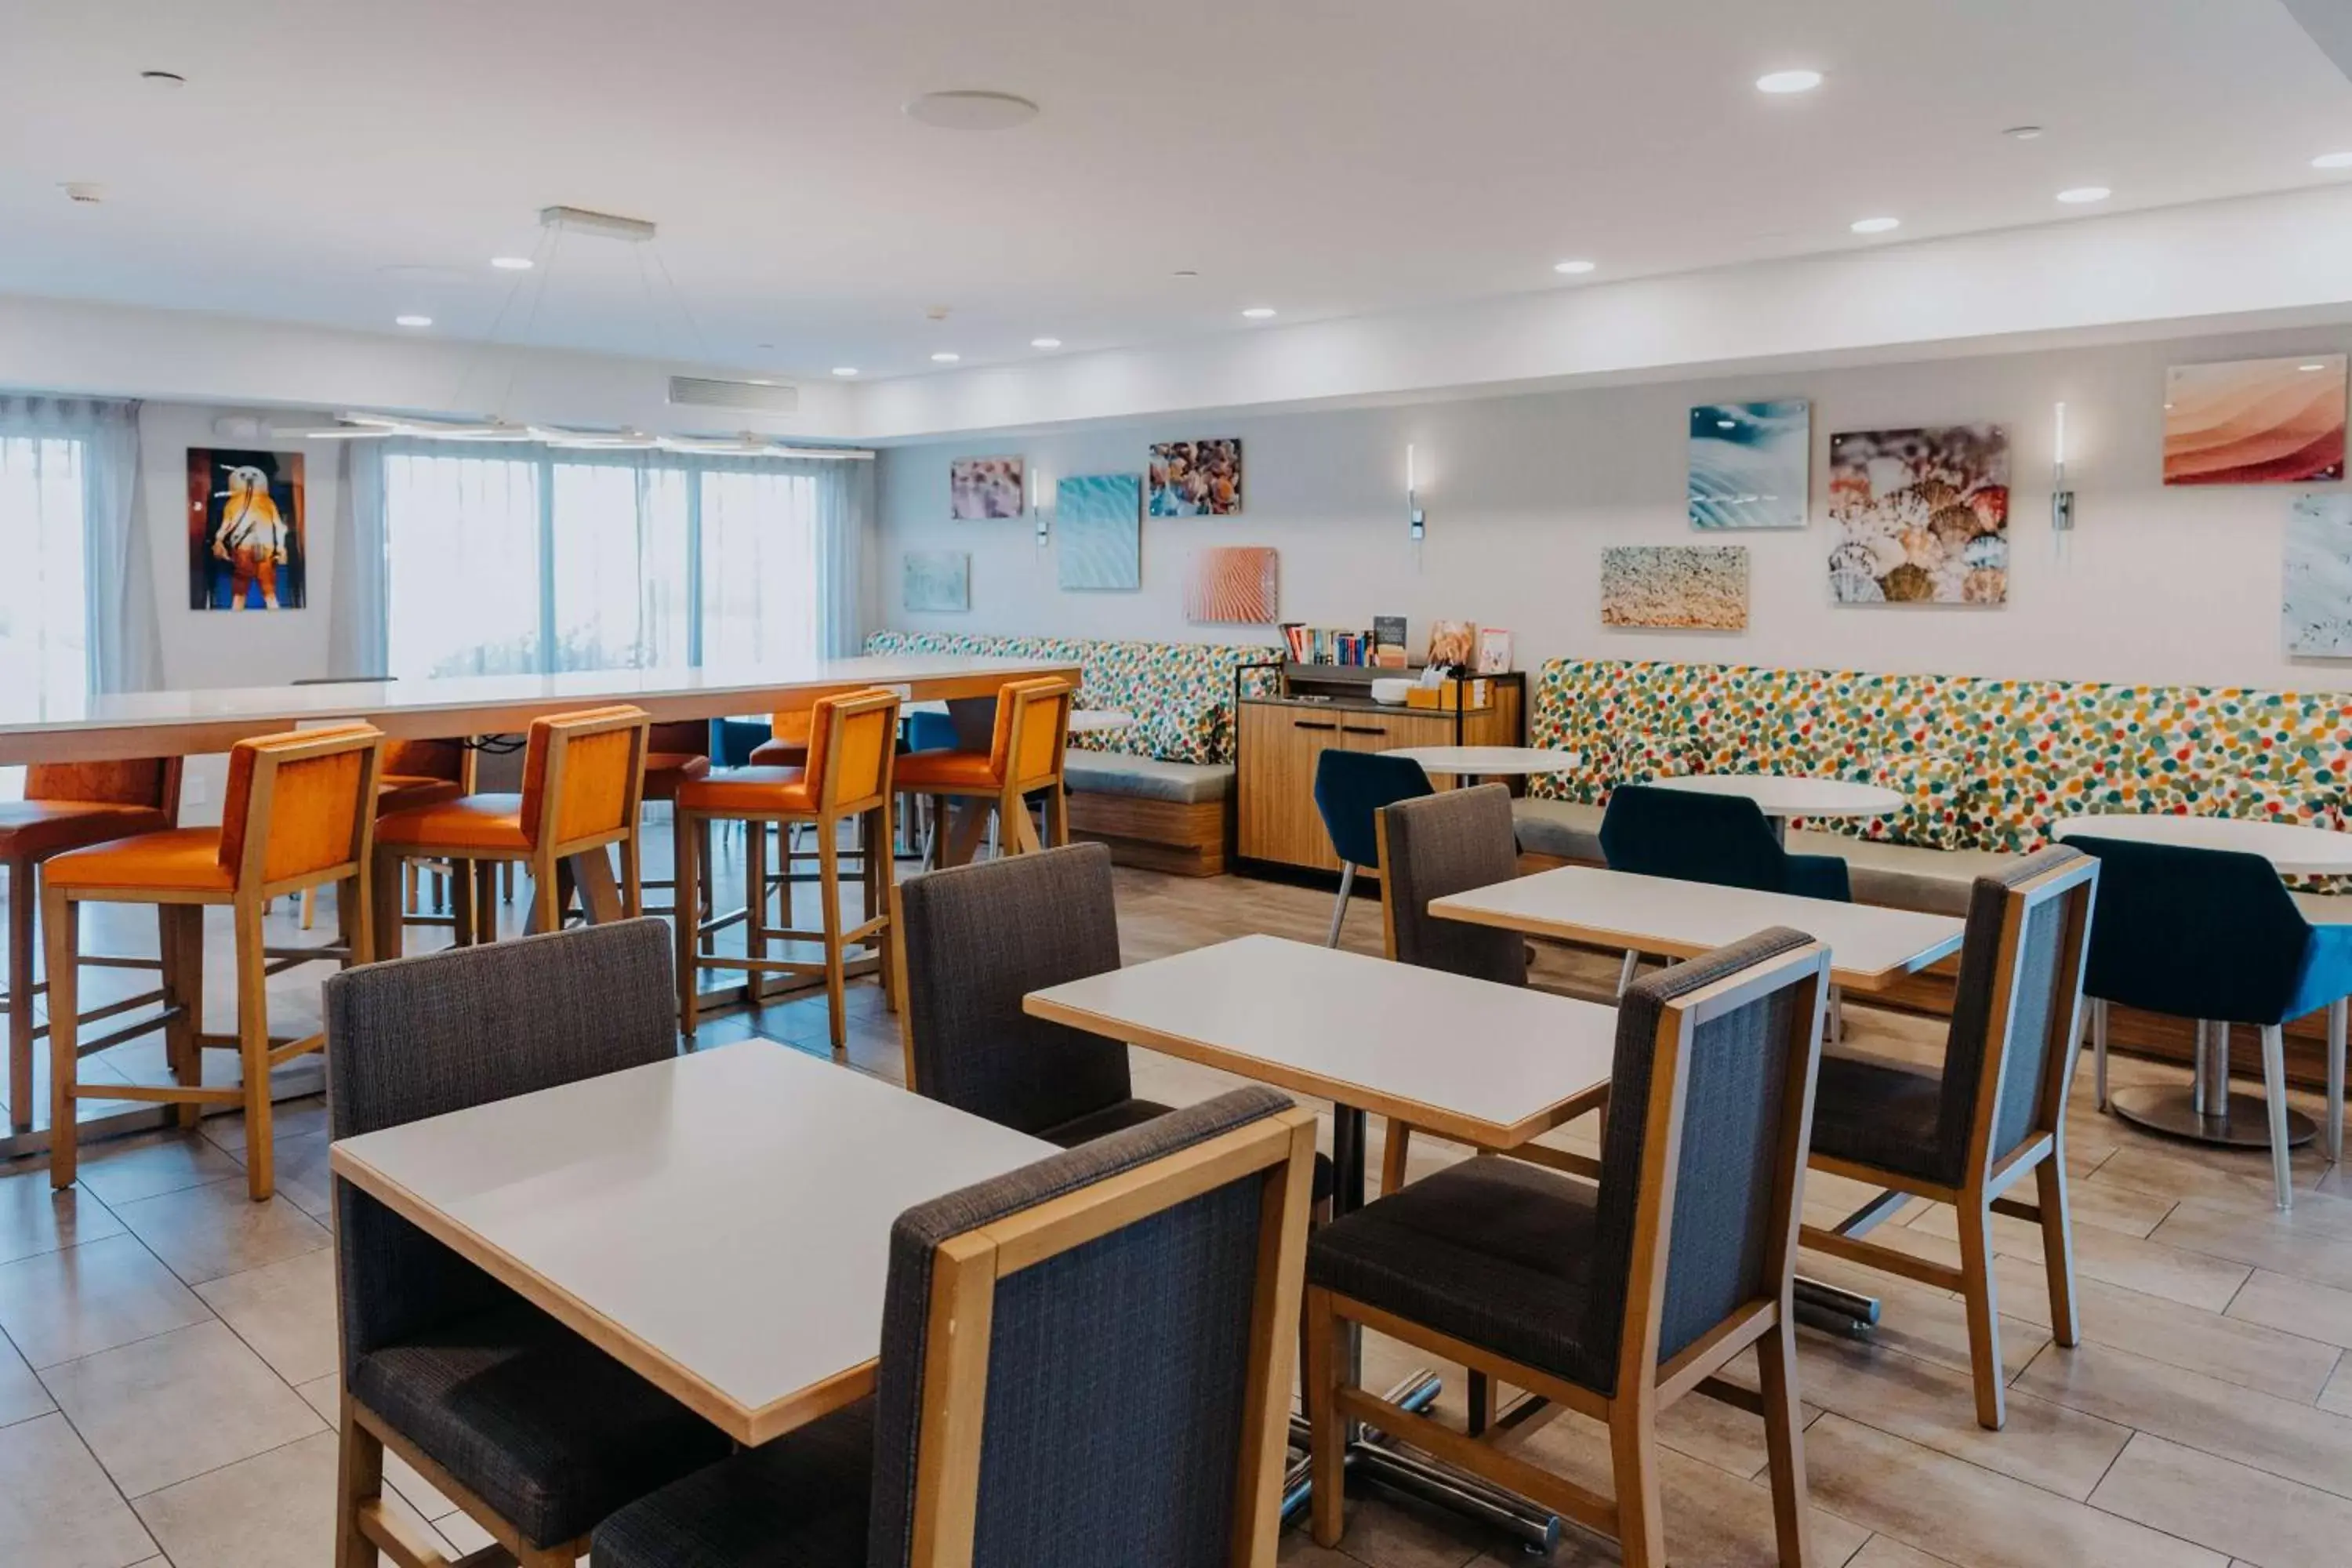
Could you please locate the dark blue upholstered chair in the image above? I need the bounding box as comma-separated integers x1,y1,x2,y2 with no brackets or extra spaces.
1599,782,1853,901
1301,928,1831,1566
590,1087,1319,1568
325,920,728,1564
1312,749,1433,946
2068,834,2352,1206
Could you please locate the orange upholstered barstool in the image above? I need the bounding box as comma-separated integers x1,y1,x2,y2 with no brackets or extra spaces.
895,676,1073,867
300,737,474,930
2,760,185,1131
371,706,650,953
45,726,383,1199
639,720,713,919
676,688,900,1052
746,709,811,768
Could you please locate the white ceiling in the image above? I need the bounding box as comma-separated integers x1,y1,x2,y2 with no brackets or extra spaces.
6,0,2351,390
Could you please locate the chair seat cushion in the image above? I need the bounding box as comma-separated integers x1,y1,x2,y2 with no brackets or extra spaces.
0,801,172,862
676,766,816,817
1809,1051,1948,1185
2286,917,2352,1018
350,1299,731,1549
746,739,808,768
376,775,466,816
44,826,231,894
894,749,1004,791
638,752,712,804
1813,835,2020,917
1063,754,1234,804
1307,1156,1613,1390
376,793,532,855
590,1399,874,1568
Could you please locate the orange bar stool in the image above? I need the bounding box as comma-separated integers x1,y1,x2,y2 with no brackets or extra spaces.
639,720,713,920
300,737,474,931
747,709,811,767
371,706,651,954
675,688,900,1053
894,676,1073,867
3,760,185,1131
45,726,383,1200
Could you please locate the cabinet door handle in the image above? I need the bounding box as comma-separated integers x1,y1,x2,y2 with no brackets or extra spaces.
1341,724,1386,736
1292,720,1338,732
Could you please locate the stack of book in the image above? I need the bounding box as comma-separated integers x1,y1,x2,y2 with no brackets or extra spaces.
1281,624,1376,666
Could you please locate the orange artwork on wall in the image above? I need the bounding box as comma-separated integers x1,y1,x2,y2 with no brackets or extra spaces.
2164,354,2347,485
1183,546,1278,623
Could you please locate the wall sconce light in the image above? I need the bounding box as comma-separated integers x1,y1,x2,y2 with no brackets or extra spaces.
1030,466,1051,547
2051,402,2075,533
1406,443,1426,540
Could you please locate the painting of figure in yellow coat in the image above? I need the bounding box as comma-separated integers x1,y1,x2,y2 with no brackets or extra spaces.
188,448,305,610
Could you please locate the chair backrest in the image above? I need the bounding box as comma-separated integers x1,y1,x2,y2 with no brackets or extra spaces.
216,724,383,891
1374,784,1526,985
645,719,710,759
766,709,815,750
1312,750,1433,869
989,677,1074,793
2067,833,2309,1025
27,757,183,821
1599,783,1791,892
801,688,903,813
379,738,473,790
325,919,681,1374
904,709,958,754
1588,927,1828,1393
1926,847,2100,1187
517,704,651,851
896,842,1133,1134
866,1087,1317,1568
718,717,773,767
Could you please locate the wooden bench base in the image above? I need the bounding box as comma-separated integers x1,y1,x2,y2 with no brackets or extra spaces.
1067,792,1228,877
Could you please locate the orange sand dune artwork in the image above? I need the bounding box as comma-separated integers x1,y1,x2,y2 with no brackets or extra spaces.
2164,354,2347,485
1184,546,1279,623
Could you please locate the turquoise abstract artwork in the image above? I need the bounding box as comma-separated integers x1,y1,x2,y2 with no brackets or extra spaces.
1057,474,1143,590
1689,400,1810,530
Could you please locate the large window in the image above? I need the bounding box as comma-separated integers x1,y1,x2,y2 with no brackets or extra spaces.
383,446,836,681
0,432,89,714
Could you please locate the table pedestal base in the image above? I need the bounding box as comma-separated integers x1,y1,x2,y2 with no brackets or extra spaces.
2110,1085,2316,1149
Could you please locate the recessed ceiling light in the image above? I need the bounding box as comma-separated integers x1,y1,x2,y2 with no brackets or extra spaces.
394,314,433,328
1172,269,1200,278
139,69,186,88
1717,419,1737,430
1552,259,1596,275
2314,151,2352,170
832,366,859,376
1849,216,1901,234
2002,125,2044,140
2302,363,2330,372
490,256,533,270
1240,307,1277,320
1755,69,1824,95
1030,337,1062,349
931,351,960,363
2056,186,2111,204
905,91,1040,131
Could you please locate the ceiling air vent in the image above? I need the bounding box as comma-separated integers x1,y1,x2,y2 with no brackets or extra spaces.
668,376,800,414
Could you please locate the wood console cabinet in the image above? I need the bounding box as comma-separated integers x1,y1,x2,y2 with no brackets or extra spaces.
1235,664,1524,872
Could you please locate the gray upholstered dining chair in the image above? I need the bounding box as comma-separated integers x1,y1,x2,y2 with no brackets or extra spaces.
590,1087,1320,1568
325,919,728,1568
1372,782,1528,1196
1802,848,2100,1430
1302,928,1832,1568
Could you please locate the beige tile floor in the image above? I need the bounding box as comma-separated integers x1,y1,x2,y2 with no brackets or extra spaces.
3,835,2351,1566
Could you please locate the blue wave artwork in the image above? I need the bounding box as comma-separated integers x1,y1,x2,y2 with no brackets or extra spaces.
1056,474,1142,590
1689,400,1810,530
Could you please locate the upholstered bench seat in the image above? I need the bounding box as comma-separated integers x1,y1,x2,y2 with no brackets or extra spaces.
1064,753,1234,803
1064,755,1235,877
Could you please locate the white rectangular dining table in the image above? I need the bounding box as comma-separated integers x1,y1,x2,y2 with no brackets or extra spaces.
1430,864,1965,995
328,1039,1055,1446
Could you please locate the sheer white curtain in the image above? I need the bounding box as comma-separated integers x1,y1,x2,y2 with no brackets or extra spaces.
330,441,389,677
383,441,543,679
0,396,158,701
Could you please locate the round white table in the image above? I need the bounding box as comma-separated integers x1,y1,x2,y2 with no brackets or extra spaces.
1648,774,1905,845
1382,746,1581,784
2050,811,2352,1152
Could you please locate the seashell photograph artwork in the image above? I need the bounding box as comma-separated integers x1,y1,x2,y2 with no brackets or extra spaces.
1827,425,2009,605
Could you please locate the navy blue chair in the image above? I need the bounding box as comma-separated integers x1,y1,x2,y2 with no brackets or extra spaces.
1599,783,1852,900
2068,834,2352,1207
1312,750,1434,946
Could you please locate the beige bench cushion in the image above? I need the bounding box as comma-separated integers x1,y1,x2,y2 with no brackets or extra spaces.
1063,753,1235,804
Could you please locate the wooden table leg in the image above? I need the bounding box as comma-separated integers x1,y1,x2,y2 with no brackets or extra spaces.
572,849,624,924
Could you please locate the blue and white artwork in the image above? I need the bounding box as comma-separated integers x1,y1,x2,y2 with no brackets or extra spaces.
2283,494,2352,655
1689,400,1811,530
902,550,970,613
1056,474,1142,590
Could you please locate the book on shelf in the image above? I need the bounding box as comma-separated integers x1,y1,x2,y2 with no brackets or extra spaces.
1279,623,1383,666
1476,627,1514,674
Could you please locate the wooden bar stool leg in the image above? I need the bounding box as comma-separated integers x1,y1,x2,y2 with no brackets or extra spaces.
234,900,274,1202
1955,1194,2005,1428
816,816,847,1055
1755,1313,1814,1566
158,906,198,1129
451,859,477,947
6,857,32,1132
1046,781,1069,848
345,866,373,967
473,861,498,942
1609,1396,1667,1568
621,826,642,919
372,849,406,962
44,884,79,1189
676,809,702,1039
572,848,623,924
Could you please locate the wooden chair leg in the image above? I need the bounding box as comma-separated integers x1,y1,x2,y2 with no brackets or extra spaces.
43,884,78,1188
7,857,34,1132
1047,782,1069,848
529,851,561,936
450,858,476,947
817,821,847,1055
676,812,702,1040
621,829,642,920
344,868,373,968
158,906,198,1129
874,801,898,1013
1755,1312,1815,1567
1607,1395,1667,1568
1380,1120,1413,1196
372,849,406,963
402,859,419,916
335,1398,385,1568
234,900,274,1202
2034,1154,2081,1347
1305,1286,1347,1548
299,884,318,931
1955,1194,2006,1428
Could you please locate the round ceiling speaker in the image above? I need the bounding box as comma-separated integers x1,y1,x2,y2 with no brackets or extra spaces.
905,90,1040,131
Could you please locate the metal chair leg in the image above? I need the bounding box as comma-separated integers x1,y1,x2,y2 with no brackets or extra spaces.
1617,949,1640,996
2328,996,2347,1167
2260,1022,2294,1210
1325,864,1357,948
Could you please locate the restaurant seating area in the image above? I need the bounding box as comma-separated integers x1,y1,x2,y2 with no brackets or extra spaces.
17,9,2352,1566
